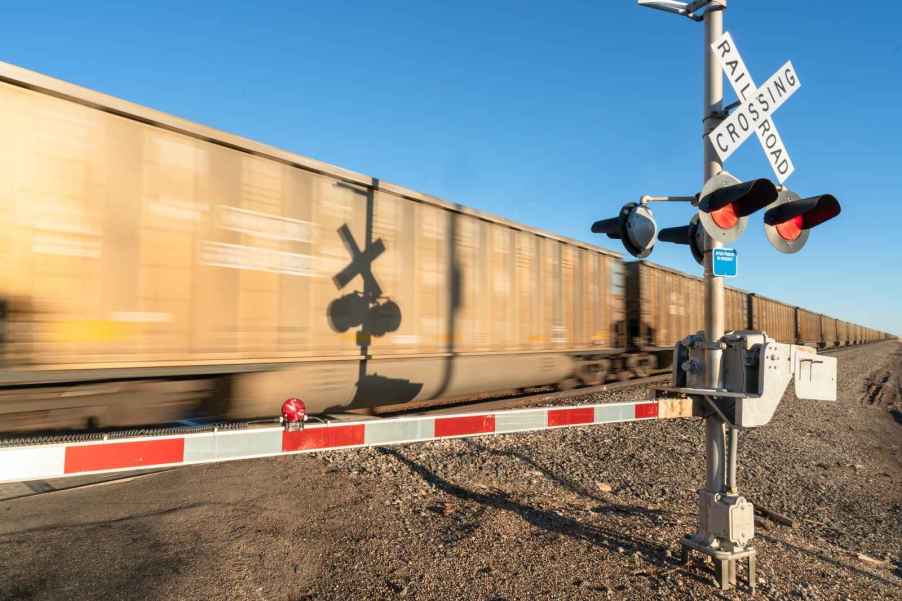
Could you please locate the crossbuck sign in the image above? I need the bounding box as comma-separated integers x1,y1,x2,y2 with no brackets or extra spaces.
708,32,800,183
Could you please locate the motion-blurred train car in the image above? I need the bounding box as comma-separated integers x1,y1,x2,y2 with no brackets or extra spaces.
0,62,625,429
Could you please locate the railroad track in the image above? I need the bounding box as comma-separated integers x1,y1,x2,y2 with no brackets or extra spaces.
3,343,886,449
1,374,672,447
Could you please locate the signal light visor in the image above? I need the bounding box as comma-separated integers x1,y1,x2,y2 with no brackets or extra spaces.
764,191,841,254
763,194,841,231
591,202,657,258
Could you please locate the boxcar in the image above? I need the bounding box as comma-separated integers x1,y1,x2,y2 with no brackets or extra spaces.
796,308,822,347
749,294,796,344
837,320,850,346
820,315,839,348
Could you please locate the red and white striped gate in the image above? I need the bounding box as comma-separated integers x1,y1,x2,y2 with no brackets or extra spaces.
0,397,694,484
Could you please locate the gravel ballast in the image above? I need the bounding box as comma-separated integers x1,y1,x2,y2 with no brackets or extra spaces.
1,341,900,600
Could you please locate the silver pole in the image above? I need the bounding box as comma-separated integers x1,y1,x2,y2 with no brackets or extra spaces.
703,2,726,495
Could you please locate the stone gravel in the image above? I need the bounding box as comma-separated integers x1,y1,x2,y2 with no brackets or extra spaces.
1,341,899,601
314,341,902,600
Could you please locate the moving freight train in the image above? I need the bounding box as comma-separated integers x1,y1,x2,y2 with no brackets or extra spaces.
0,62,893,432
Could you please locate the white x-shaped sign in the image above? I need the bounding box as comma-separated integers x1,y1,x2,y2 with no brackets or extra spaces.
707,32,800,183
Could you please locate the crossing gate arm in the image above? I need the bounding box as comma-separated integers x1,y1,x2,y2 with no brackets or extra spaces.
0,398,695,484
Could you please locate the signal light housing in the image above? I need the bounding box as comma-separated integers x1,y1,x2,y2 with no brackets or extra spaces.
697,171,778,243
591,202,657,258
658,214,706,265
764,190,841,253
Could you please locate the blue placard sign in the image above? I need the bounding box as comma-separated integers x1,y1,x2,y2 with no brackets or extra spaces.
713,248,737,277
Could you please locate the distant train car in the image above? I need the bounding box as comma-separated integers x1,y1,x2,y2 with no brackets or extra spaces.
837,320,851,346
749,294,796,344
820,315,839,348
796,308,822,348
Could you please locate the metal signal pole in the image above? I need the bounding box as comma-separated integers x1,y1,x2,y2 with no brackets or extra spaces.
702,2,727,508
634,0,840,589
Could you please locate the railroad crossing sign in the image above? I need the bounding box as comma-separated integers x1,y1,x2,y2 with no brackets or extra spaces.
708,32,800,183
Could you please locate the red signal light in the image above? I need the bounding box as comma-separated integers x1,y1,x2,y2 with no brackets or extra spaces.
775,214,803,241
710,203,739,229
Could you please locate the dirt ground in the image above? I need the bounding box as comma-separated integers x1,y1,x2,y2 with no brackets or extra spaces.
1,341,900,601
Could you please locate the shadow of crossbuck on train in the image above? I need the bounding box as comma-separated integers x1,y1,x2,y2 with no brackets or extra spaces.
327,222,422,407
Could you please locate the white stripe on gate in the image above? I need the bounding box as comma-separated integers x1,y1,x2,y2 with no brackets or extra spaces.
495,409,548,433
364,418,435,445
183,429,282,463
595,404,635,423
0,400,690,484
0,446,66,481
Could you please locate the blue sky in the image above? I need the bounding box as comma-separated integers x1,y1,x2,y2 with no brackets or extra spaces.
3,1,900,333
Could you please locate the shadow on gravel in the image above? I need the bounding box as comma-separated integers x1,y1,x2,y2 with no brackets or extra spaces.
380,448,679,569
891,408,902,426
0,501,207,537
759,534,901,587
462,440,667,525
463,440,605,503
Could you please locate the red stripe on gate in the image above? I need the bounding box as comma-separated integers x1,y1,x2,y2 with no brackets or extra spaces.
282,424,365,452
547,407,594,427
634,402,659,419
64,438,185,474
434,415,495,437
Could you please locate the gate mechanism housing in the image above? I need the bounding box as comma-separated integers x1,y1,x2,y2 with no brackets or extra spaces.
669,330,837,428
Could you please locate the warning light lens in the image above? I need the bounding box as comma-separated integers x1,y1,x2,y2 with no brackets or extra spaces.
710,203,739,229
281,398,307,424
775,214,804,241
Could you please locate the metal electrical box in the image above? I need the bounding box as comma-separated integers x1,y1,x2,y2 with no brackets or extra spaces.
708,495,755,549
670,330,837,428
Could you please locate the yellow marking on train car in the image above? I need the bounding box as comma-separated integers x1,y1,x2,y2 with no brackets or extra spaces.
54,320,139,343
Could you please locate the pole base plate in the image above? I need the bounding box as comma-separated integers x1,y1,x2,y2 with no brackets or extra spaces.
679,535,757,591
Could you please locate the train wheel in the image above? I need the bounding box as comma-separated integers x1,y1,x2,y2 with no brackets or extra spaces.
557,377,580,391
577,362,607,386
625,355,646,378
